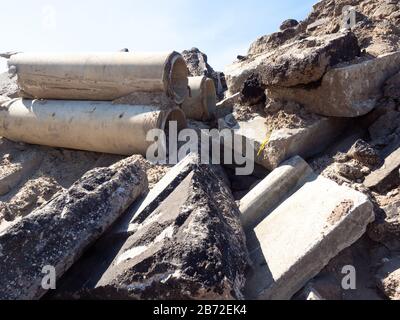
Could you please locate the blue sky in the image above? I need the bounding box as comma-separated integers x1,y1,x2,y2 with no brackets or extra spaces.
0,0,316,73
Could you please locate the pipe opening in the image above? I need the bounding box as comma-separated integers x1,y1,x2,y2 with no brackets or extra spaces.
203,78,217,119
170,56,189,104
164,108,187,132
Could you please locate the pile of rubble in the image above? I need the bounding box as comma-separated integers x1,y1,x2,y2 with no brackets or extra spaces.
0,0,399,300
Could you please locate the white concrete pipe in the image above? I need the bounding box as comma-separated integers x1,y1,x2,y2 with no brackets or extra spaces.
8,52,189,104
0,98,187,156
239,156,314,230
181,76,216,120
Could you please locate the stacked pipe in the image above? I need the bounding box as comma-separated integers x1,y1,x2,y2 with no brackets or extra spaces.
0,52,190,156
182,76,217,121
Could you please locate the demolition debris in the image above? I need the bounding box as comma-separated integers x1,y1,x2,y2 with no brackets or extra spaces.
0,0,400,301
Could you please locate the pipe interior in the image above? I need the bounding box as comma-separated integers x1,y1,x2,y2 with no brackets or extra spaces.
204,78,217,118
170,57,189,104
164,108,187,132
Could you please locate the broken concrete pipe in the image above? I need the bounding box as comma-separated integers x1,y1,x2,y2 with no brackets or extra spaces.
7,52,189,104
181,76,217,120
0,98,187,156
239,156,314,230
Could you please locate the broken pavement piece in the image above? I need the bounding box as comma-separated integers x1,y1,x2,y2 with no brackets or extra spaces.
48,154,201,297
92,162,248,300
268,52,400,117
114,153,199,236
0,155,147,300
364,147,400,193
225,31,360,95
244,168,374,300
219,114,345,171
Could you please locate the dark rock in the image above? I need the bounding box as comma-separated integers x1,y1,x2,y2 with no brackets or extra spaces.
48,154,200,299
51,155,248,300
0,155,147,300
91,161,248,300
247,0,400,60
280,19,299,31
233,190,249,201
348,139,381,167
335,162,364,181
224,166,260,191
263,32,360,87
240,74,266,106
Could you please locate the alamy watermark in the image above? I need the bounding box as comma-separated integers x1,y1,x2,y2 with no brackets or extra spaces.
42,5,57,30
146,121,256,176
342,5,357,30
341,265,357,290
41,265,56,290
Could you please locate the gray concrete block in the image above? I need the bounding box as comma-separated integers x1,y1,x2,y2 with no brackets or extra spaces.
245,173,374,300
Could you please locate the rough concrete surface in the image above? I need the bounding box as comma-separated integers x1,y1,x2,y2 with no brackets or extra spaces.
0,156,147,300
245,172,374,300
225,31,360,95
268,52,400,117
219,114,346,170
75,159,249,300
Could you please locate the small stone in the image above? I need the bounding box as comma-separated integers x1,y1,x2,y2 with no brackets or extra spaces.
335,162,364,181
348,139,381,167
280,19,299,31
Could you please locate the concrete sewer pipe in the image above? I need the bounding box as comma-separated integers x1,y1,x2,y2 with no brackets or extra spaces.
239,156,314,230
8,52,189,104
181,76,217,121
0,98,187,156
